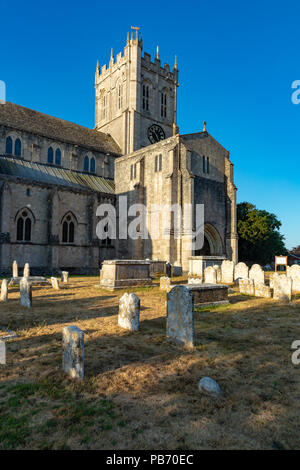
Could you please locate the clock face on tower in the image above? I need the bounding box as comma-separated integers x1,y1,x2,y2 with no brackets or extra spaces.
147,124,165,144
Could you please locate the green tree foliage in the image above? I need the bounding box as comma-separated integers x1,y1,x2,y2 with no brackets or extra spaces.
237,202,288,265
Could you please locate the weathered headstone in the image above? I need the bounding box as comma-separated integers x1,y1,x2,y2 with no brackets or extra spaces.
118,293,140,331
213,265,222,283
1,279,8,302
12,260,18,278
273,274,292,302
62,326,84,380
239,278,255,296
166,285,194,348
234,262,249,282
221,260,234,284
61,271,69,283
254,282,272,298
23,263,30,278
204,266,217,284
20,277,32,308
160,276,171,291
249,264,264,285
287,265,300,292
0,340,5,365
51,277,60,290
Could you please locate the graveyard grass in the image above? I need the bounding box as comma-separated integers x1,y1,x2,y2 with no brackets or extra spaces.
0,275,300,450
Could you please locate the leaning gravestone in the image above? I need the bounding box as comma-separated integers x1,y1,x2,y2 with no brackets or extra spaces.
61,271,69,283
51,277,60,290
166,285,194,348
1,279,8,302
204,266,217,284
62,326,84,380
221,260,234,284
118,293,140,331
12,260,18,278
249,264,264,285
234,262,249,282
273,275,292,302
20,277,32,308
287,265,300,292
23,263,30,278
198,377,221,397
254,282,272,298
160,276,171,291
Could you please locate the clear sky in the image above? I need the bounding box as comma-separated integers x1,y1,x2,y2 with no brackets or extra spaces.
1,0,299,249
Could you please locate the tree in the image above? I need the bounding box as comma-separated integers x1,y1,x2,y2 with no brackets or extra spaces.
237,202,288,265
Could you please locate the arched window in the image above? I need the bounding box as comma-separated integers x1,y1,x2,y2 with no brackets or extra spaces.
55,148,61,166
84,155,89,172
16,209,32,241
5,137,13,155
61,213,76,243
48,147,54,164
14,138,22,157
90,157,95,173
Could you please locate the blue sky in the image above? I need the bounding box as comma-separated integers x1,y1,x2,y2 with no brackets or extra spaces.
1,0,299,249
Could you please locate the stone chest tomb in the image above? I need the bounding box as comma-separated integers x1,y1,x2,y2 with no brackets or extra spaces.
100,260,152,290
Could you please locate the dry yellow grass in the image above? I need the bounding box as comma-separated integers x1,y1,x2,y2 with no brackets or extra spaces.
0,276,300,450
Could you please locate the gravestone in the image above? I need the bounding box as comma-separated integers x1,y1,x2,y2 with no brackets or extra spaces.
118,293,140,331
166,262,172,278
213,265,222,283
287,265,300,292
20,277,32,308
23,263,30,278
166,286,194,348
1,279,8,302
204,266,217,284
273,275,292,302
160,276,171,291
61,271,69,283
12,260,18,278
254,282,272,298
62,326,84,380
51,277,60,290
172,262,182,277
0,340,5,365
188,277,203,285
249,264,264,285
239,278,255,296
221,260,234,284
234,262,249,282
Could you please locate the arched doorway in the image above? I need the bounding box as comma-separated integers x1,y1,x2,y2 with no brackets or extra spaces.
194,223,223,256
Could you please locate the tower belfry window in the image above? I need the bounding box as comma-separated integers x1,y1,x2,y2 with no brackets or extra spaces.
161,92,167,118
143,85,149,111
118,83,123,110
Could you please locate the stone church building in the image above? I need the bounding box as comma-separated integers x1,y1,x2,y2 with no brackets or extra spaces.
0,31,237,275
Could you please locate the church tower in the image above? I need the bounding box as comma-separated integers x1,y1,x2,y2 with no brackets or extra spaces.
95,31,179,154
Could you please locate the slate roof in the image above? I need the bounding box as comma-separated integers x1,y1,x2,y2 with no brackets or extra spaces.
0,102,121,155
0,156,115,194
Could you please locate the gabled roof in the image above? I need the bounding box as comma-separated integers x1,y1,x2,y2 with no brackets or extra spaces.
0,102,121,155
0,156,115,195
